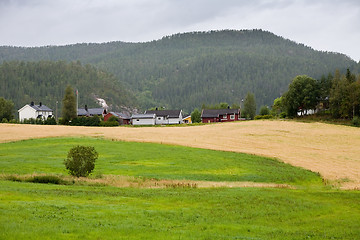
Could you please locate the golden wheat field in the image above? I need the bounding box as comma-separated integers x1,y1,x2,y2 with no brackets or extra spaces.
1,120,359,189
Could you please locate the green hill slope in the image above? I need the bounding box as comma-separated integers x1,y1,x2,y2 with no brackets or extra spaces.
0,61,136,113
0,29,357,112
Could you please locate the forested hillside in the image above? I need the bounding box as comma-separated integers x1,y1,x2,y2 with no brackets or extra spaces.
0,61,136,113
1,29,358,112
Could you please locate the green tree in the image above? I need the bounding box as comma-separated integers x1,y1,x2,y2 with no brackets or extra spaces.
0,97,14,121
283,75,319,117
259,105,270,116
64,145,98,177
62,85,77,124
191,108,201,123
271,97,285,116
243,92,256,120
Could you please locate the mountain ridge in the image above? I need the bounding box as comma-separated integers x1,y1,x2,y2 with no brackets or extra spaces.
0,29,358,112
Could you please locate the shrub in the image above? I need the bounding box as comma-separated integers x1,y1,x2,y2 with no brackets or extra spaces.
27,175,63,184
352,116,360,126
64,145,98,177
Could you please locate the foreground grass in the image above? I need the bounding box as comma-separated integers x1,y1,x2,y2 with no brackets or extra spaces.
1,180,359,240
0,137,322,186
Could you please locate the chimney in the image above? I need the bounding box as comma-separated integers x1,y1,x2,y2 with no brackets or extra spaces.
39,102,42,107
227,105,230,109
30,101,34,106
85,105,88,111
156,107,158,110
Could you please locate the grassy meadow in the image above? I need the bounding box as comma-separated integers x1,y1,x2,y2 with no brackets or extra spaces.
1,137,359,239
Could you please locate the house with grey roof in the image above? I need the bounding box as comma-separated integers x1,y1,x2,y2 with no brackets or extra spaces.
18,102,53,121
145,109,183,125
77,105,107,117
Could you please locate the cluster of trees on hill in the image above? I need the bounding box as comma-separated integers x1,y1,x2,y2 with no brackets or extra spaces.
0,61,137,114
280,69,360,119
0,30,358,112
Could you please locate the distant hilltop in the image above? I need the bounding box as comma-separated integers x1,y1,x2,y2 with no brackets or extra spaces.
0,29,358,112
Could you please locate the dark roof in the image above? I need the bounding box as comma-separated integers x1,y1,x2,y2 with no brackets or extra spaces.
30,104,53,112
201,109,239,118
78,108,105,116
145,110,182,118
109,112,131,119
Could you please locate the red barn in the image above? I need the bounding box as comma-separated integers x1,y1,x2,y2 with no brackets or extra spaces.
104,112,131,125
201,109,240,123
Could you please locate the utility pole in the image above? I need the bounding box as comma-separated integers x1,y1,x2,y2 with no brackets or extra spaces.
56,100,58,121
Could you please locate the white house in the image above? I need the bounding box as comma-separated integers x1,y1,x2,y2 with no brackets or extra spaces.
18,102,53,121
131,113,156,125
145,110,183,125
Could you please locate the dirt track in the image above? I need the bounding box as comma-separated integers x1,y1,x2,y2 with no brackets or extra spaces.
1,121,359,189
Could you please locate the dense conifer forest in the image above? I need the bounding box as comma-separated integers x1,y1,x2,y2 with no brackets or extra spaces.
1,29,358,113
0,61,136,112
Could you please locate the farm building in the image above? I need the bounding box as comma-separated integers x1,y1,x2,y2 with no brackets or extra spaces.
201,109,240,123
104,112,131,125
77,105,107,117
182,115,192,124
145,109,183,125
131,113,156,125
18,102,53,121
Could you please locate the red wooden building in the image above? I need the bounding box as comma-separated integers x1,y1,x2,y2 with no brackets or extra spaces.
201,109,240,123
103,112,131,125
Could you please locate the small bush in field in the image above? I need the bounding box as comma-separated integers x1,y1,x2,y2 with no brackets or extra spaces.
64,145,98,177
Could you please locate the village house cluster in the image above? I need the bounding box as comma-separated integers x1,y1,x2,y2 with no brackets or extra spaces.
18,102,242,125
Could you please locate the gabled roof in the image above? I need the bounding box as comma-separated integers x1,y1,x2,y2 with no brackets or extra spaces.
18,104,53,112
78,108,105,116
201,109,239,118
108,112,131,119
131,113,156,119
145,110,182,118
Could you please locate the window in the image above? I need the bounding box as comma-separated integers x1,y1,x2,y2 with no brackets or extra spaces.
222,114,227,119
230,114,235,120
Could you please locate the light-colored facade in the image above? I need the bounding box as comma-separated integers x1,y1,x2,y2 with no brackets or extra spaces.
131,114,156,126
18,102,53,121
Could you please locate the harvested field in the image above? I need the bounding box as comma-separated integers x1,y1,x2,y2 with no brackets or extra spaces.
1,121,359,189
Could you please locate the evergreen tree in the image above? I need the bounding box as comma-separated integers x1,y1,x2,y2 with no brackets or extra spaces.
62,85,77,124
243,93,256,120
0,97,14,121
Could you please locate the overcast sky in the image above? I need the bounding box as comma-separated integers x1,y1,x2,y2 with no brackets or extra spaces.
1,0,359,61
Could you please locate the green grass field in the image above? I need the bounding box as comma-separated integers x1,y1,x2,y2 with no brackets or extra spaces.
0,137,321,185
1,137,359,239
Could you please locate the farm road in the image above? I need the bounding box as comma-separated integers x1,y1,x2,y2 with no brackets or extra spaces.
1,121,359,189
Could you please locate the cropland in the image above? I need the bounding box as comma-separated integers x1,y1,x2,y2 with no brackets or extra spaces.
1,120,359,189
1,120,360,239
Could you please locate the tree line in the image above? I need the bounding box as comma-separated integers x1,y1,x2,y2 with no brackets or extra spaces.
280,69,360,120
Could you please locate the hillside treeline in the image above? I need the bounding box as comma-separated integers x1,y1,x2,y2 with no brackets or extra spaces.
0,61,136,113
0,30,358,112
281,69,360,119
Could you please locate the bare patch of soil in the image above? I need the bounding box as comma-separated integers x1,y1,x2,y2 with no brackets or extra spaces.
1,121,359,189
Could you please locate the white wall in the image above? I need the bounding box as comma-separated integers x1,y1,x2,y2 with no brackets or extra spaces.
18,105,36,121
132,118,155,125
